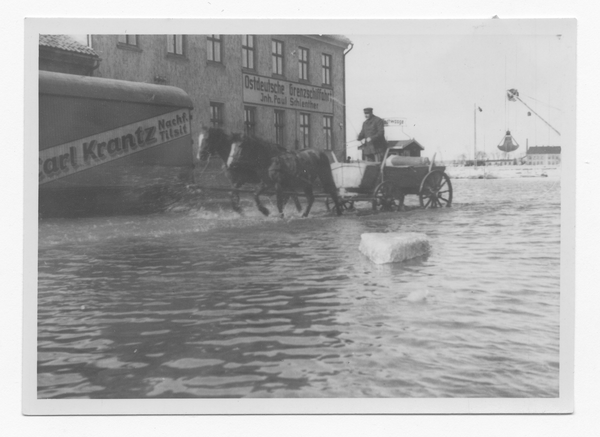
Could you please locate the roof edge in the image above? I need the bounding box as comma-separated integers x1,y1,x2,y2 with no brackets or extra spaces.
304,35,352,48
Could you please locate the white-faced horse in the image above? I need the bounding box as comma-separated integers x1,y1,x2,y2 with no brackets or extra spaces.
198,127,301,215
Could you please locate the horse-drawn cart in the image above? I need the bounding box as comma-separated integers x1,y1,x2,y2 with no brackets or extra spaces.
326,145,453,212
199,128,452,217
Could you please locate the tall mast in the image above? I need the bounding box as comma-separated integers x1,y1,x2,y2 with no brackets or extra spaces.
474,104,477,168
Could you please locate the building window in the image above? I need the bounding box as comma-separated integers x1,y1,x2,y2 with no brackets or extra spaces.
275,110,285,146
118,35,138,47
167,35,184,55
207,35,222,62
299,47,309,81
300,113,310,149
244,106,256,137
210,102,224,128
272,39,284,76
242,35,255,70
323,116,333,150
322,53,332,86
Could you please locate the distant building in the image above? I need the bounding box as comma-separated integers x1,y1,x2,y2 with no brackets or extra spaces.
39,35,100,76
525,146,561,166
89,34,352,160
485,159,518,166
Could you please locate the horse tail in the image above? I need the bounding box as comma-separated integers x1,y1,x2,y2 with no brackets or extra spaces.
317,152,342,215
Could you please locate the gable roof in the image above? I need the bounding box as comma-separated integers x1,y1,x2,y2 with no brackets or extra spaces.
39,35,99,58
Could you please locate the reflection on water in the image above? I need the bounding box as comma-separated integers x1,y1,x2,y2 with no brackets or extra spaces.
38,178,561,398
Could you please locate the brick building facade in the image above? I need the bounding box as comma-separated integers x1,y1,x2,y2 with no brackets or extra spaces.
90,34,352,160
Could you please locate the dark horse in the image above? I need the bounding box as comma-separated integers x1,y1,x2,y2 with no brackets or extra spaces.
198,127,301,214
228,135,343,218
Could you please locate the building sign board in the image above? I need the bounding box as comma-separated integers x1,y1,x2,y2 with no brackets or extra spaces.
383,118,405,127
39,109,192,185
242,73,334,114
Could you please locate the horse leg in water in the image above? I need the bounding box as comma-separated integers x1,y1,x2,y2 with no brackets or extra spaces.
317,153,343,216
327,186,343,216
253,182,270,216
280,192,302,212
230,182,243,214
267,157,288,217
301,185,315,218
275,182,287,218
291,194,302,212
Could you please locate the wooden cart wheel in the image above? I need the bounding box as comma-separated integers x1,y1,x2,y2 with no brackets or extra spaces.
419,170,453,208
372,181,404,212
325,197,354,211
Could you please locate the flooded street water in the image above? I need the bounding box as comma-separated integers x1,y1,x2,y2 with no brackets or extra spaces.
37,177,561,398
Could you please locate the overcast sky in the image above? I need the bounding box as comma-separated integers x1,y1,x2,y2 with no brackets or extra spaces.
344,23,573,161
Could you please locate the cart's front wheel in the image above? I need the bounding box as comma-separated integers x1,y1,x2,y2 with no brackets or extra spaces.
325,197,354,211
419,170,453,208
372,181,404,212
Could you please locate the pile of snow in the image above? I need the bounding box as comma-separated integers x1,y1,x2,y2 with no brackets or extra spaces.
359,232,430,264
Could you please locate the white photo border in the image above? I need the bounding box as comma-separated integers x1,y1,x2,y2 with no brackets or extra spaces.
23,17,576,416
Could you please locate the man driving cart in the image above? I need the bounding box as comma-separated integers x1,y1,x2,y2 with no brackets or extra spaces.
357,107,387,162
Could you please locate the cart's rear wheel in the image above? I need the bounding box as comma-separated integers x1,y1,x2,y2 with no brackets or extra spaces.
419,170,453,208
372,181,404,212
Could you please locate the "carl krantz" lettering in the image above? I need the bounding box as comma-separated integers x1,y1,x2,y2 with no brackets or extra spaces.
39,111,190,183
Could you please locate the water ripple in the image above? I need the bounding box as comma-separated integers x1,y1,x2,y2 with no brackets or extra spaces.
37,178,561,398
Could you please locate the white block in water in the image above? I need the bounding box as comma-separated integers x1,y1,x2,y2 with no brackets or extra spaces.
405,288,429,302
359,232,430,264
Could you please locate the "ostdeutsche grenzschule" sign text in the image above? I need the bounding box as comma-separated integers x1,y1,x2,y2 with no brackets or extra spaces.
242,73,334,114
